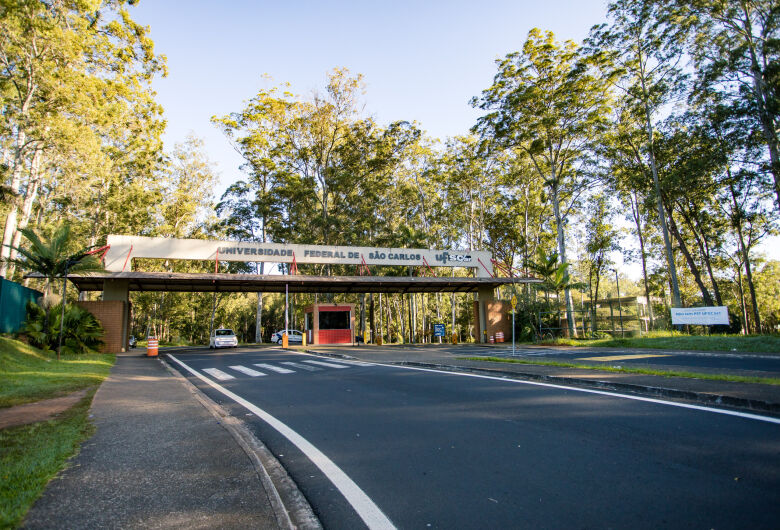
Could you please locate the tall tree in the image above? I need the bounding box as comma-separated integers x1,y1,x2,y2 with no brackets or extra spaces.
588,0,690,308
686,0,780,212
583,193,620,332
0,0,166,278
473,28,613,336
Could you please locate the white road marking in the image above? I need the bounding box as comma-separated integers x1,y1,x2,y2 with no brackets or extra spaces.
229,365,266,377
368,362,780,425
167,354,396,530
203,368,234,381
254,363,295,374
282,361,321,371
301,354,374,366
303,360,350,369
329,359,375,366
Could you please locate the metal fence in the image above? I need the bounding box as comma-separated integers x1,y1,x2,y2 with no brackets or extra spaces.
0,278,42,333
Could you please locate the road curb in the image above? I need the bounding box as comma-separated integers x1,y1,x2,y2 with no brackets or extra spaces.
305,350,780,416
159,356,322,530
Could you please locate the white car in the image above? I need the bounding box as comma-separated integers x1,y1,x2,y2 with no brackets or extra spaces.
271,329,304,345
209,328,238,349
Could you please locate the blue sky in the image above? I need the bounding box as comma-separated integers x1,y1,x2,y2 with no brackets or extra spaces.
131,0,779,269
132,0,610,193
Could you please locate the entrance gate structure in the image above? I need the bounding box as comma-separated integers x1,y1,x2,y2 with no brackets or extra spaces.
66,235,539,352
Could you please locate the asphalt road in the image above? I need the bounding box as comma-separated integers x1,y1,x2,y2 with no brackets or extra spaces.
167,346,780,529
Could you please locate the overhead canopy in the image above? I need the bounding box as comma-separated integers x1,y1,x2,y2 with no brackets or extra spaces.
66,271,539,294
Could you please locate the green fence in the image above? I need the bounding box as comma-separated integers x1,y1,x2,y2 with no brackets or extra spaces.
0,278,42,333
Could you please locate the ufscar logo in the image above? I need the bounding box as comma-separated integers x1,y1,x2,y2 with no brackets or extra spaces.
435,252,472,264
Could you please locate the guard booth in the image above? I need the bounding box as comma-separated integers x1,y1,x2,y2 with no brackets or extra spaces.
305,304,355,345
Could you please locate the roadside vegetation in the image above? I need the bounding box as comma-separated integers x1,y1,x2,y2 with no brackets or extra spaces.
0,337,114,528
462,356,780,386
1,1,778,347
0,337,114,408
0,390,97,528
535,331,780,354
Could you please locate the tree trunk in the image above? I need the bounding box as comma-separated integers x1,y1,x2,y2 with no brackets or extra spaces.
676,201,723,305
378,293,384,343
6,148,43,280
0,133,26,278
666,211,715,306
729,184,761,333
369,293,375,343
395,295,405,344
734,265,748,335
639,52,681,307
740,5,780,212
408,293,415,343
629,190,654,329
255,261,265,342
550,179,576,337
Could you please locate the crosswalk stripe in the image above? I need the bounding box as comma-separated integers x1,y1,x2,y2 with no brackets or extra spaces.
303,360,350,369
254,363,295,374
229,365,266,377
203,368,234,381
326,359,374,366
281,361,321,371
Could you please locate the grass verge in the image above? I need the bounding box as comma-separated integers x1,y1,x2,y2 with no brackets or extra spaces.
460,356,780,386
0,337,115,528
0,390,97,528
534,332,780,354
0,336,115,408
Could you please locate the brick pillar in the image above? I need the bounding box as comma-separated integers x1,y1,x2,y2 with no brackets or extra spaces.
76,300,128,353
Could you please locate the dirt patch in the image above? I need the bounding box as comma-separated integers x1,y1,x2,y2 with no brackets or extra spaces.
0,388,92,429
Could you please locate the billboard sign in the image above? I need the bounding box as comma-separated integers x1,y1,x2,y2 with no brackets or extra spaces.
104,235,495,277
671,306,729,326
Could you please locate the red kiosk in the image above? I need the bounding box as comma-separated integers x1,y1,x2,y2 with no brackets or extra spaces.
304,303,355,345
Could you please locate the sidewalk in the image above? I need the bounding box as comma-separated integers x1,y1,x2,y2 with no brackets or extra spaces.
307,344,780,415
23,352,290,529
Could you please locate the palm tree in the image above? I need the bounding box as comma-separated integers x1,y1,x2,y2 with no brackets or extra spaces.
3,224,105,359
529,250,585,337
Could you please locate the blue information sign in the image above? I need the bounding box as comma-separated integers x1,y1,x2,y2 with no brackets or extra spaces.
433,324,446,337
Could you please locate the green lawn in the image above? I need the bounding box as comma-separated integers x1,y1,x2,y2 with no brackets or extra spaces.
0,391,97,528
0,337,115,528
0,336,115,408
539,331,780,354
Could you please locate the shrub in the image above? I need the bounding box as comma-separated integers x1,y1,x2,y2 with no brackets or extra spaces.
21,302,104,354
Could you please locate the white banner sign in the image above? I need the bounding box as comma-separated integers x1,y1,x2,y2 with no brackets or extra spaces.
104,235,495,277
671,306,729,326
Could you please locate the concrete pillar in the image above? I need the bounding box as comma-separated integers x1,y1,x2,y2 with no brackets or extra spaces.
477,286,495,343
103,279,129,302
